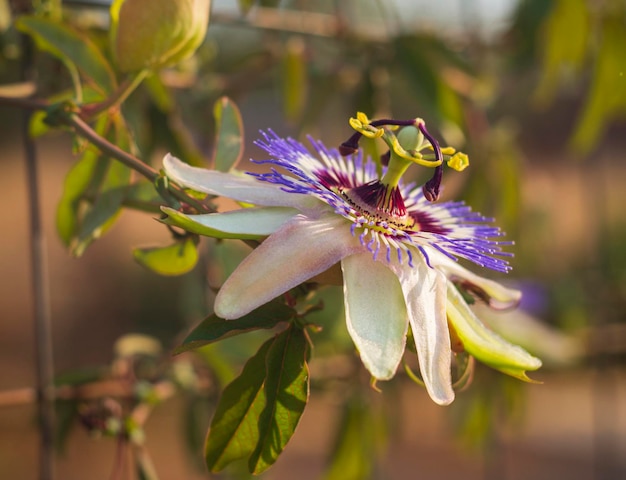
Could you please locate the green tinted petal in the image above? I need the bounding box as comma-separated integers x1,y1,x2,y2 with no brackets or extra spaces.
161,206,297,239
446,282,542,382
342,254,408,380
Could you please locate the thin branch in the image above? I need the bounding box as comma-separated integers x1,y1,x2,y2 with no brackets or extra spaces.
22,67,56,480
0,95,213,214
66,113,160,181
62,113,211,213
0,378,208,408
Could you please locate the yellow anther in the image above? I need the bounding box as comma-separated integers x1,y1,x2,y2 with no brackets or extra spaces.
356,111,370,124
426,145,456,155
440,146,456,155
349,114,384,138
349,116,364,130
447,152,469,171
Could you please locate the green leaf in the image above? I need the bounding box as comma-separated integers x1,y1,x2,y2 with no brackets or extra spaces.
394,35,441,121
0,0,11,32
237,0,256,15
282,37,308,122
133,237,199,276
249,326,310,474
205,337,272,472
174,301,295,355
323,397,383,480
30,87,105,138
72,115,134,256
123,182,164,213
446,283,542,382
533,0,589,107
16,16,116,95
72,158,131,256
212,97,243,172
56,146,101,246
570,16,626,153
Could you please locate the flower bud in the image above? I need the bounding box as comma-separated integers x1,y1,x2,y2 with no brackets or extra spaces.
110,0,211,73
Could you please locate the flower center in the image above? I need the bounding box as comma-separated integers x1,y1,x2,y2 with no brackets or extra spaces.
336,180,416,231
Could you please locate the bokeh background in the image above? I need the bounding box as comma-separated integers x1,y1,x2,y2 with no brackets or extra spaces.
1,0,626,478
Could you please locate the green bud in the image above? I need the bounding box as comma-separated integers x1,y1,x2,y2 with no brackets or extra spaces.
110,0,211,73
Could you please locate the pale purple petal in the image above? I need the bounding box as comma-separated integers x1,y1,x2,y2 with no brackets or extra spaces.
214,214,362,319
388,254,454,405
341,253,408,380
163,153,321,210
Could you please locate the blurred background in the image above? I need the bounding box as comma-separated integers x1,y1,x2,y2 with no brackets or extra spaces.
1,0,625,478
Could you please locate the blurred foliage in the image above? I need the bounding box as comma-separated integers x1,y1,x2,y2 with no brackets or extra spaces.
1,0,625,478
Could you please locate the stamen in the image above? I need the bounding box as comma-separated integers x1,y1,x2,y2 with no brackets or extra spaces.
339,132,361,156
417,122,444,202
422,165,443,202
380,150,390,166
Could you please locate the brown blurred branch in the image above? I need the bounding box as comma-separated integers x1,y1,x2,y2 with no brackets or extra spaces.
0,379,181,408
212,7,343,37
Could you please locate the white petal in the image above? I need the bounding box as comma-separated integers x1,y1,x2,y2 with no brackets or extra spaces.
429,250,521,310
341,253,408,380
215,213,362,319
389,256,454,406
163,153,320,210
161,206,298,239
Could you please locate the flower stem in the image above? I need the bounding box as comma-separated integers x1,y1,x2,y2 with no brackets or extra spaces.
63,113,211,213
81,70,149,119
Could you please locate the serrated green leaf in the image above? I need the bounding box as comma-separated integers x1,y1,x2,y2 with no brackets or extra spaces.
133,237,198,276
205,337,272,472
446,283,542,382
174,301,294,355
212,97,243,172
249,326,310,474
16,16,116,95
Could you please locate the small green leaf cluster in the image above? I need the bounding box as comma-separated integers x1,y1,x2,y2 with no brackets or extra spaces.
176,300,312,474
